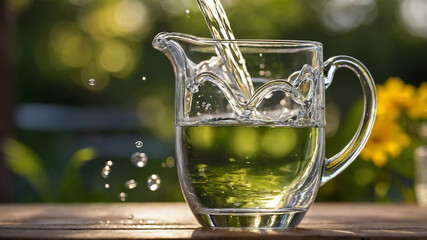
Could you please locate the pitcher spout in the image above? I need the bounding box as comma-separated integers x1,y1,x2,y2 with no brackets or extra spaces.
153,32,196,84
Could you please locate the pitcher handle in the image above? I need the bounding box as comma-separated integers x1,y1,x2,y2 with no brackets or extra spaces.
321,55,377,185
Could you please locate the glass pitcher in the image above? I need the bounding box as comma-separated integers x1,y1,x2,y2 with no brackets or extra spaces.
153,32,377,228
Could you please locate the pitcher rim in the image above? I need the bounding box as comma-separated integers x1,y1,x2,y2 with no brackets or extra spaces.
153,32,323,49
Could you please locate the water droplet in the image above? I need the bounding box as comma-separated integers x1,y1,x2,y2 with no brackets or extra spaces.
118,192,127,202
147,174,161,191
128,214,134,220
131,152,147,168
101,166,110,178
259,63,265,69
89,78,96,86
259,53,263,57
106,160,113,166
135,141,143,148
185,9,191,18
166,156,175,168
125,179,138,189
161,162,166,168
105,183,110,189
142,76,147,81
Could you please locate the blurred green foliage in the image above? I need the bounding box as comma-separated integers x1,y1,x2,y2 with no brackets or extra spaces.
4,0,427,203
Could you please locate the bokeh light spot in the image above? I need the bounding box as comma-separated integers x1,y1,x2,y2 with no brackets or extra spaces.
99,40,131,73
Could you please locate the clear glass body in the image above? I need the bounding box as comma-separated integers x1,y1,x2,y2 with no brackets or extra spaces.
415,146,427,207
153,33,377,228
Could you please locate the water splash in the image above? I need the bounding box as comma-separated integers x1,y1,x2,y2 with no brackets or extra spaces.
188,64,316,120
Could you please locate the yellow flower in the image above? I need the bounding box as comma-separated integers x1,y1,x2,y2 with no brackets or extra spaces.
377,77,415,120
408,81,427,119
360,117,411,167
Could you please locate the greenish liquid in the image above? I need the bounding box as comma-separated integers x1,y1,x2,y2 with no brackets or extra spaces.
178,125,321,210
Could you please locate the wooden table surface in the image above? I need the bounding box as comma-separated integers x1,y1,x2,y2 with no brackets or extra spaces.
0,203,426,239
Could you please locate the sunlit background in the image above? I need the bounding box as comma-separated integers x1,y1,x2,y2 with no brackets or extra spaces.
0,0,426,203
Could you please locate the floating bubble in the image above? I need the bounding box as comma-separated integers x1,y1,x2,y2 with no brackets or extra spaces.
259,53,263,57
105,160,113,166
259,63,265,69
118,192,127,202
131,152,147,168
185,9,191,18
125,179,138,189
105,183,110,189
128,214,134,220
142,76,146,81
135,141,143,148
147,174,161,191
165,156,175,168
161,162,166,168
89,78,96,86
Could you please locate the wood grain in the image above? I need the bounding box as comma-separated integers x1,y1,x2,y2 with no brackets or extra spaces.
0,203,426,239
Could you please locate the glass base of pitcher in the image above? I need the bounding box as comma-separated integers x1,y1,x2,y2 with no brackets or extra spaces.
194,208,307,229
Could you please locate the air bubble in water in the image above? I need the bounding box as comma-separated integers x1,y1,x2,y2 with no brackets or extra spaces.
147,174,161,191
128,214,134,220
185,9,191,18
89,78,96,86
259,53,263,57
135,141,143,148
142,76,147,81
259,63,265,69
125,179,138,189
118,192,127,202
131,152,147,168
105,183,110,189
106,160,113,166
